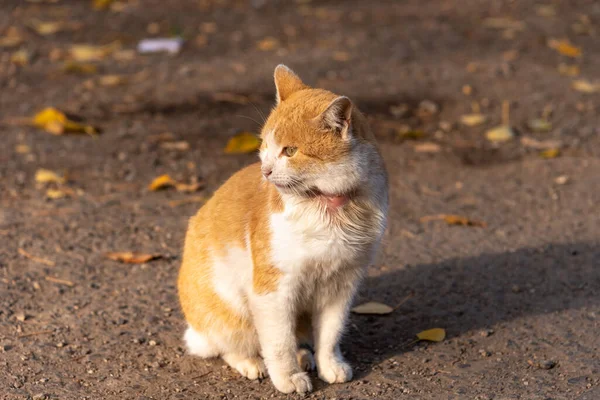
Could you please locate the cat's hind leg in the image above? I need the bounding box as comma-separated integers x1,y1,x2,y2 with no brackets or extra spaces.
184,326,219,358
222,353,267,380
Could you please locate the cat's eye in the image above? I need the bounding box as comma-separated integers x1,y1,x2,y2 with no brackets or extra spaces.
282,146,298,157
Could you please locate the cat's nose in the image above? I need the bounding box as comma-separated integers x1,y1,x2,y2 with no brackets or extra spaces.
261,167,272,178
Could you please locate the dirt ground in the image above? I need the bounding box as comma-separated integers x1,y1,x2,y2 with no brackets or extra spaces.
1,0,600,399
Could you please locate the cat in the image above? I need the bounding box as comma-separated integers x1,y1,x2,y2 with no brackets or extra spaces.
178,64,388,394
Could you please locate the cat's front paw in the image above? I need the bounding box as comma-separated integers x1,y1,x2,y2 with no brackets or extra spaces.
317,357,353,384
270,371,312,394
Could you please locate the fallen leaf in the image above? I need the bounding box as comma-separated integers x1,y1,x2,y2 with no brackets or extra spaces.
35,168,66,184
482,17,526,30
398,130,425,140
175,182,203,193
70,41,120,61
224,132,261,154
460,113,487,126
420,214,487,227
99,74,126,86
558,63,580,77
0,28,24,48
28,20,63,36
15,144,31,154
332,51,350,61
46,188,68,199
526,118,552,132
351,302,394,315
414,142,441,153
32,107,97,135
93,0,115,10
257,37,279,51
160,141,190,151
548,39,582,58
486,125,514,143
105,251,162,264
416,328,446,342
572,79,600,93
11,49,31,65
540,148,560,159
137,38,183,54
63,61,98,74
148,174,176,191
520,136,562,150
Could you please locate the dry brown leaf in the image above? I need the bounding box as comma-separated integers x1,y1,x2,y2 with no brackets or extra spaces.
414,142,441,153
105,252,162,264
93,0,115,10
540,148,560,159
257,37,279,51
15,144,31,154
548,39,582,58
486,125,514,143
0,27,24,48
148,174,176,191
572,79,600,93
460,113,487,126
351,302,394,315
28,20,64,36
416,328,446,342
224,132,261,154
35,168,66,184
420,214,487,227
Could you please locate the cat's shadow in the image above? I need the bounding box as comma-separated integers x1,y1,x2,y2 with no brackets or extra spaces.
344,241,599,378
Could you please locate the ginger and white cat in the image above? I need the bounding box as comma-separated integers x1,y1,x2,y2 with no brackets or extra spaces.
178,65,388,394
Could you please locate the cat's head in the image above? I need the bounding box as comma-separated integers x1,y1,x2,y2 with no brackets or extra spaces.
260,65,371,199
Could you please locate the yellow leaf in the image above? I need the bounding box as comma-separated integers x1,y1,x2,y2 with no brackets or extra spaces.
63,61,98,74
416,328,446,342
420,214,487,227
93,0,115,10
10,49,30,65
99,74,125,86
460,113,487,126
224,132,261,154
351,302,394,315
46,188,68,199
558,63,579,77
398,130,425,140
332,51,350,61
29,20,63,36
105,252,162,264
540,148,560,159
148,174,176,191
572,79,600,93
35,168,66,184
486,125,514,143
548,39,582,58
32,107,97,135
257,37,279,51
70,41,120,61
15,144,31,154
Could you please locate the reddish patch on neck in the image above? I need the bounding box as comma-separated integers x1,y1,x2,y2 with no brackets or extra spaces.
324,194,350,208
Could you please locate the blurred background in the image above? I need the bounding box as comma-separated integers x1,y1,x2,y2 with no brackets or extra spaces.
1,0,599,399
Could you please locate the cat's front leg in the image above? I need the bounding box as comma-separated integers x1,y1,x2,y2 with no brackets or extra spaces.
313,277,359,384
251,295,312,394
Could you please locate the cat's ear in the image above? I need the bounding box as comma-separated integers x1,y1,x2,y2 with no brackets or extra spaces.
274,64,306,104
314,96,353,139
